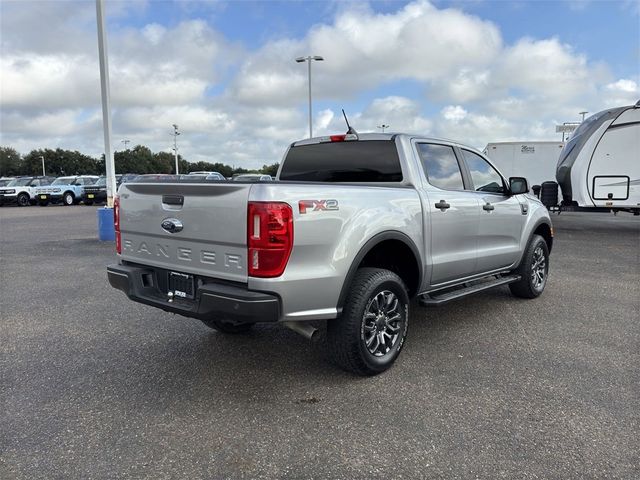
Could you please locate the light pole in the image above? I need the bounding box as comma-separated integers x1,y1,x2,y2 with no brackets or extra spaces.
295,55,324,138
121,139,130,149
377,124,389,133
172,124,180,175
39,155,45,176
579,111,588,122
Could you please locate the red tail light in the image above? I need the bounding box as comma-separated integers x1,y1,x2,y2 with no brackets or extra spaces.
247,202,293,277
114,196,121,254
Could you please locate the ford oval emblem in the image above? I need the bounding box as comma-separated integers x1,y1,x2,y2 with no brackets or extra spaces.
161,218,183,233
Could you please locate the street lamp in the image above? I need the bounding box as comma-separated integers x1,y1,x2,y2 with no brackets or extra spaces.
579,111,588,122
172,124,180,175
377,124,389,133
121,139,130,149
295,55,324,138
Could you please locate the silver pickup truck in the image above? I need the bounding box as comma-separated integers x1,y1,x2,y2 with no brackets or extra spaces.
108,133,553,375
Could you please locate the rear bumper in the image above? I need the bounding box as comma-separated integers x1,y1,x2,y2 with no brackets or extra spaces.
107,263,280,324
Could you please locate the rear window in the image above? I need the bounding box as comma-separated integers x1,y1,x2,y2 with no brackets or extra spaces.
279,140,403,182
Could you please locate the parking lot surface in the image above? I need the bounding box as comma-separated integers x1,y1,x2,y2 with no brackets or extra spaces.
1,205,638,479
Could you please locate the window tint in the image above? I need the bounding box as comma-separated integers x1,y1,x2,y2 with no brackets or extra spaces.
417,143,464,190
279,140,402,182
462,150,505,194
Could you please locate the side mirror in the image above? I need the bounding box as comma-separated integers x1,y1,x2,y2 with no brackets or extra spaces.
509,177,529,195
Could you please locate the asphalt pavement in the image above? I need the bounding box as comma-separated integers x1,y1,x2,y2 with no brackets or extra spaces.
1,205,638,479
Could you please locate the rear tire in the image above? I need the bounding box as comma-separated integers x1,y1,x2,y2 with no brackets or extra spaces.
327,268,409,376
509,234,549,299
17,193,30,207
201,319,254,334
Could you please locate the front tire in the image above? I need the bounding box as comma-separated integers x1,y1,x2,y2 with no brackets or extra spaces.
63,192,75,206
17,193,30,207
327,268,409,376
201,319,254,334
509,234,549,299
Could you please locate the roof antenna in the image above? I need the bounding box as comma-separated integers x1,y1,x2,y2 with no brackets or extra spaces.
342,109,358,136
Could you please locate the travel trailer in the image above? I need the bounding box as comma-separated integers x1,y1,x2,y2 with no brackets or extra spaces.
556,101,640,215
483,142,565,192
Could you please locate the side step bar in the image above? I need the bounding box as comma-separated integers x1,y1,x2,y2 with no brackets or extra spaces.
419,275,521,306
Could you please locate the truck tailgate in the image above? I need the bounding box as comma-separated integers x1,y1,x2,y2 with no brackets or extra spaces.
118,182,250,283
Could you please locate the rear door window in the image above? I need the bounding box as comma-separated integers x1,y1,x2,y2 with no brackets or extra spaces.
417,143,465,190
279,140,402,182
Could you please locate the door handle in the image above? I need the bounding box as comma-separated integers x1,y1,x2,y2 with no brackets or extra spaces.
435,200,450,211
483,202,495,211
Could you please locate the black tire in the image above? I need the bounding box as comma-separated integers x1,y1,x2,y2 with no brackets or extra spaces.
509,234,549,299
62,192,75,206
327,268,409,376
201,319,254,334
17,193,30,207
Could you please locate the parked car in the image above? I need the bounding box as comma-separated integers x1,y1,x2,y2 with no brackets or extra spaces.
0,176,55,206
232,174,273,182
108,132,554,375
34,175,99,206
188,171,226,181
82,174,138,205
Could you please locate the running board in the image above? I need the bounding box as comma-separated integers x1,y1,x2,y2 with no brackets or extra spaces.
419,275,521,306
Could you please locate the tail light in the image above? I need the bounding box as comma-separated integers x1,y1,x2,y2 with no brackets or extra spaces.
114,196,121,254
247,202,293,277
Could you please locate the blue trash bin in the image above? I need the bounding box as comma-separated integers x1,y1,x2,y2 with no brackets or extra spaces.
97,207,115,241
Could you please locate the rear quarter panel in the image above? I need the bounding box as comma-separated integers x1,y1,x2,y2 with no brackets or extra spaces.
249,183,423,320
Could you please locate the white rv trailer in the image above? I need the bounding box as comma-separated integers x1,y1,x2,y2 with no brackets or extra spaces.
556,101,640,215
482,141,564,190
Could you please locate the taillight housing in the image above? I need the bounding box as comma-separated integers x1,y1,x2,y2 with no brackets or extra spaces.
114,196,121,254
247,202,293,278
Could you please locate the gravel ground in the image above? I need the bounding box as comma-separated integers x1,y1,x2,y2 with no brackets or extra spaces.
1,205,638,479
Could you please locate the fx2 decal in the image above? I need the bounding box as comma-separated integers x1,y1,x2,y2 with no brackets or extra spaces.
298,199,339,214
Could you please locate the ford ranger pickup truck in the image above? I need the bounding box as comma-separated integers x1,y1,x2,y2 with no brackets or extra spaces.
108,133,553,375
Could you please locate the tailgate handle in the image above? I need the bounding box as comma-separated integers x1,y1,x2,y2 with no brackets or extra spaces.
162,195,184,206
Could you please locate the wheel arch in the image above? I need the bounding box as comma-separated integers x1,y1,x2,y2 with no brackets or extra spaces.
337,231,422,311
532,221,553,253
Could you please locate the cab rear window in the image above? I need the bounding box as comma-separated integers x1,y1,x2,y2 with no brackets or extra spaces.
279,140,403,182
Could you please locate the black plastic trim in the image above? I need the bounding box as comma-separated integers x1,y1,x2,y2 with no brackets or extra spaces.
336,231,423,310
107,263,280,324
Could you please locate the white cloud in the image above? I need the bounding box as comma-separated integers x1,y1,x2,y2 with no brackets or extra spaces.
231,1,501,105
605,79,638,93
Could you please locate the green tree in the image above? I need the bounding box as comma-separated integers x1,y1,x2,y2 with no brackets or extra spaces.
0,146,21,176
22,149,100,176
260,163,280,177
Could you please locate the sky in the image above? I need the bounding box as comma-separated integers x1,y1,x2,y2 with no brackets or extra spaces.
1,0,639,169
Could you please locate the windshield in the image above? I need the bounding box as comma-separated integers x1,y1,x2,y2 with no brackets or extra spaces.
94,177,106,186
8,178,33,186
51,177,75,185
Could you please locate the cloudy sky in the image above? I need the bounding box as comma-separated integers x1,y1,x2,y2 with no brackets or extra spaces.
1,0,638,169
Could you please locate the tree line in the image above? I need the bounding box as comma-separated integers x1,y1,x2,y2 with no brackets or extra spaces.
0,146,279,178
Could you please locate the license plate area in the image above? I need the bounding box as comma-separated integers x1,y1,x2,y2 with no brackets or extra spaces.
169,271,194,299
